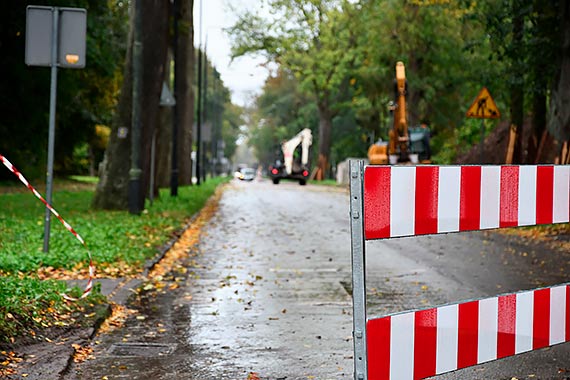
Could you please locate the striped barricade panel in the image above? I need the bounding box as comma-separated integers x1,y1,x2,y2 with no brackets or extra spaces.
364,165,570,240
366,284,570,380
354,164,570,380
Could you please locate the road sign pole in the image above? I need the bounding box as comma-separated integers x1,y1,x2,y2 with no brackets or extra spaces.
479,118,485,164
43,7,59,253
349,160,368,380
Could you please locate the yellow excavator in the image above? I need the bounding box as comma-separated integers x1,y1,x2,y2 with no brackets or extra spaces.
368,61,430,165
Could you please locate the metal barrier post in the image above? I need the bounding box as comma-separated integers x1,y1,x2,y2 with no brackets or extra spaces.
349,160,368,380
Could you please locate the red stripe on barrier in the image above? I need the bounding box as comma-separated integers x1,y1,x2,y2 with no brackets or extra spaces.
415,166,439,235
364,167,391,239
414,309,437,380
497,294,516,358
536,166,554,225
367,316,391,380
533,288,550,349
457,301,479,369
459,166,481,231
500,166,519,227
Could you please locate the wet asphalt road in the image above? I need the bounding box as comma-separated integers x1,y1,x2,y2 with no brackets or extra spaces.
66,178,570,380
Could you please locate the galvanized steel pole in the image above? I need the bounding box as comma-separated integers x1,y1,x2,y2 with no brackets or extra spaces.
43,7,59,253
349,160,368,380
202,43,208,183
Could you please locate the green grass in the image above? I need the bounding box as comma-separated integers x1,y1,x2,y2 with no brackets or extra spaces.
68,175,99,184
0,176,228,341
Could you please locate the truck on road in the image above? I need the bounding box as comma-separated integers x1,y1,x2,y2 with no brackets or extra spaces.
268,128,312,185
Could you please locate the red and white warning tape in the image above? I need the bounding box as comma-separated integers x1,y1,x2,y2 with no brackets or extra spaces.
0,153,94,300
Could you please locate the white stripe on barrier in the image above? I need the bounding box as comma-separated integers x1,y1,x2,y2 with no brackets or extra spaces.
515,291,533,354
477,297,498,363
437,167,460,234
480,166,500,229
517,166,537,226
391,167,415,237
551,286,566,345
435,304,458,374
391,313,415,379
554,166,570,223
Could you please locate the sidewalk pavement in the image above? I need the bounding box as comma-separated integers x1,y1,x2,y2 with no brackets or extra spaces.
6,224,186,380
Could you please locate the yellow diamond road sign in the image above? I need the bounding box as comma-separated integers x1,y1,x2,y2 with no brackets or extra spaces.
466,87,500,119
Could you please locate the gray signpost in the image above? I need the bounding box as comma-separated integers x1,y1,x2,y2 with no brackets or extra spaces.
25,6,86,252
349,160,368,380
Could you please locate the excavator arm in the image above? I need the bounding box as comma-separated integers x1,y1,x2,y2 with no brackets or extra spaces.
389,61,409,160
282,128,312,175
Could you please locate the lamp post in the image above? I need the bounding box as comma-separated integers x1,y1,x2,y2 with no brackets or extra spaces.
128,0,143,214
196,0,203,185
170,0,179,196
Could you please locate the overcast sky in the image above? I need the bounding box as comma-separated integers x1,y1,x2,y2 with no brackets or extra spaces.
193,0,269,107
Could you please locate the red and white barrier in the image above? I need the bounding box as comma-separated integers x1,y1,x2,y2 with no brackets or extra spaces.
349,161,570,380
367,284,570,380
364,165,570,240
0,153,94,300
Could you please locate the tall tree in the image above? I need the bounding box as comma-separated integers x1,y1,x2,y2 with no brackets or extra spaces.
154,0,195,191
248,68,317,167
228,0,358,179
352,0,490,140
93,0,169,209
509,0,526,164
0,0,128,179
526,0,559,163
548,1,570,145
175,0,195,185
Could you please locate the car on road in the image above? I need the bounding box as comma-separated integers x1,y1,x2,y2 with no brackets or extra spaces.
236,167,256,181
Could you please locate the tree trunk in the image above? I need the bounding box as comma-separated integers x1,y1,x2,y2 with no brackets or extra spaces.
139,1,170,202
176,0,195,185
315,100,333,180
548,1,570,144
155,49,173,190
526,0,551,164
92,6,134,210
527,86,547,163
510,1,525,164
92,1,169,209
155,107,172,189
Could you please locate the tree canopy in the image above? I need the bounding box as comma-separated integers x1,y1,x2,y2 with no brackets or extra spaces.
0,0,129,180
230,0,570,170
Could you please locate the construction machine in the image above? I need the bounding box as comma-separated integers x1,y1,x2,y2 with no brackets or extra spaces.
268,128,312,185
368,61,431,165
